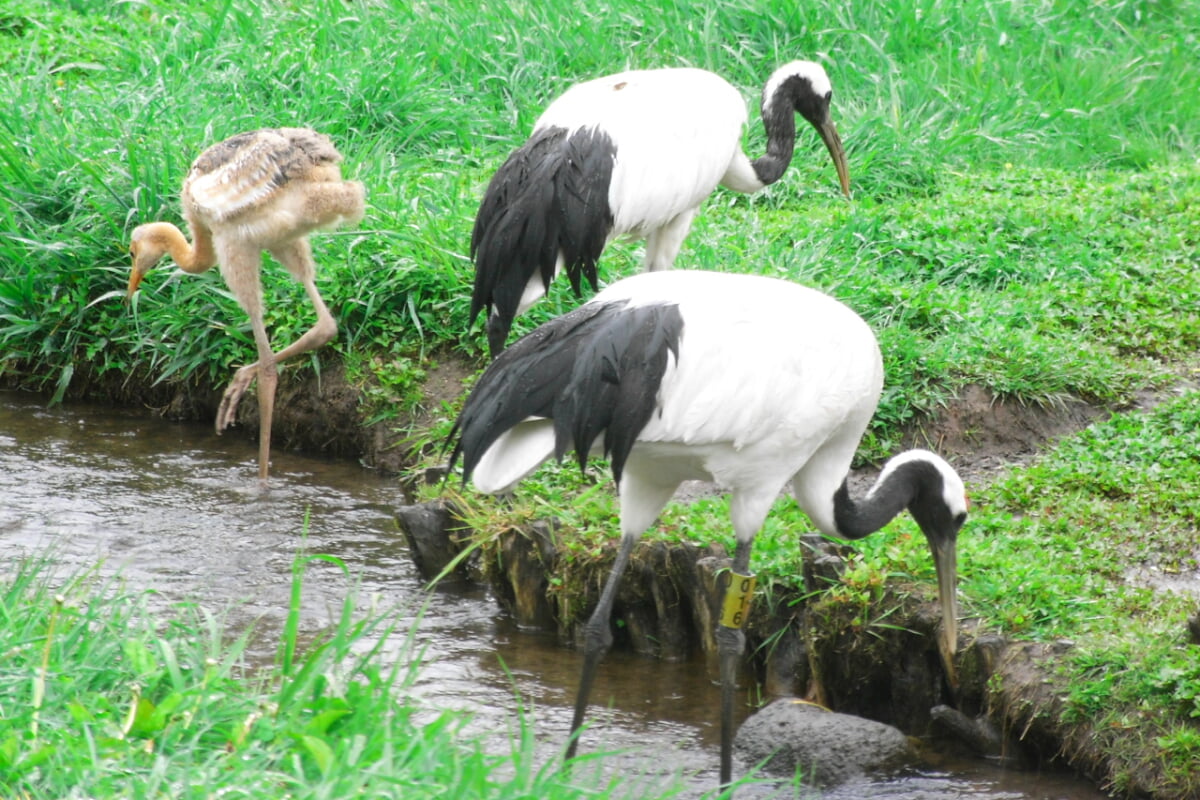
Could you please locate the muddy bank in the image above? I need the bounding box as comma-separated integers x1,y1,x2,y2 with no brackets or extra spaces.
36,345,1120,490
38,353,475,476
38,348,1110,485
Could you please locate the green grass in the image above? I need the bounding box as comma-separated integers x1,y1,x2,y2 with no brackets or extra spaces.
441,391,1200,795
0,554,702,799
968,393,1200,794
4,0,1200,795
1,0,1198,426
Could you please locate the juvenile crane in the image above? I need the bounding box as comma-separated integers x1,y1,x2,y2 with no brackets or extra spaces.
127,127,365,482
470,61,852,357
448,270,966,789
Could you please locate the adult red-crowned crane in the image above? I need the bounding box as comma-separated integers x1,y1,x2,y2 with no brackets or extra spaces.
470,61,852,357
447,270,966,791
127,127,365,483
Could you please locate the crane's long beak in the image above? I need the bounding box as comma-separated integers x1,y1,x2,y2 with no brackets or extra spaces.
930,536,959,689
126,267,144,300
127,247,153,301
815,119,851,199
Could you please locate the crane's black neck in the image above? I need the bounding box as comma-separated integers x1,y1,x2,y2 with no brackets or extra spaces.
751,73,833,187
832,458,946,541
750,95,797,186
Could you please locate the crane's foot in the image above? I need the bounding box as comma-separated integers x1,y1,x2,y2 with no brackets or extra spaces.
216,364,258,433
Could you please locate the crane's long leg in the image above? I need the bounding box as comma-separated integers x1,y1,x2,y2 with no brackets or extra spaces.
719,537,755,790
215,278,336,431
717,489,775,792
568,477,675,760
567,531,635,760
215,239,338,480
250,319,277,483
642,208,698,272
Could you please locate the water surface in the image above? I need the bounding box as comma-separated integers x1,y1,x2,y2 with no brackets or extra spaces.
0,391,1110,799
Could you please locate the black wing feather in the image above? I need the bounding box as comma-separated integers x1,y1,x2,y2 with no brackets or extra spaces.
448,299,683,488
555,304,682,483
449,301,615,484
469,126,616,345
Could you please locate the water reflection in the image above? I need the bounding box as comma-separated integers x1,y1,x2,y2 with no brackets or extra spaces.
0,391,1109,799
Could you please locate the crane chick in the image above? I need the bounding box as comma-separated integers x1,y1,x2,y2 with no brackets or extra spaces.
127,127,365,482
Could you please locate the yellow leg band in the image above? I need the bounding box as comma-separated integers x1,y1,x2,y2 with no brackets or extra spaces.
719,571,757,629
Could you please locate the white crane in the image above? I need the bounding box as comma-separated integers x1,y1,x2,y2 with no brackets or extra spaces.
127,128,365,482
447,270,967,789
470,61,852,357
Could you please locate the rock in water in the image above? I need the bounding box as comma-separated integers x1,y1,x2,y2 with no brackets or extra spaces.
734,698,913,786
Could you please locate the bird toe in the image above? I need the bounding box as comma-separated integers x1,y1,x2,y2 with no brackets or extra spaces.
216,366,258,432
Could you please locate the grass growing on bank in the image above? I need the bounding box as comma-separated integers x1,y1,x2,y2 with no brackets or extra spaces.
798,390,1200,796
0,555,695,799
434,389,1200,796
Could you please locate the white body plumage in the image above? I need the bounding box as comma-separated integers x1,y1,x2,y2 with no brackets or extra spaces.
535,68,751,247
471,269,884,540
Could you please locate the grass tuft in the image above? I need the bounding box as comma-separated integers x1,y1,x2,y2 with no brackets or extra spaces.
0,553,696,798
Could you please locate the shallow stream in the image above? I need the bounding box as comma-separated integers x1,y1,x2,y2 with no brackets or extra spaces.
0,390,1111,799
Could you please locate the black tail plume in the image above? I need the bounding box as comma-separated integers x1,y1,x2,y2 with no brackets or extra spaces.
469,126,616,355
448,299,682,487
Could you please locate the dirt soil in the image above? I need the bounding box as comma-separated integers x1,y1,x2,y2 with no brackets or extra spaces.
895,383,1104,484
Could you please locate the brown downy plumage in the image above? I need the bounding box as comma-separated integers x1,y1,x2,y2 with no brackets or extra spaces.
128,127,366,483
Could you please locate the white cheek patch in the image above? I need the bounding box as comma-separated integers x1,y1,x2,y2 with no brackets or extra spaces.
942,464,968,517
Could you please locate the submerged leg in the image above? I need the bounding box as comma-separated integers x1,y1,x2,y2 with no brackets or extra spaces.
253,344,277,482
719,538,755,789
568,476,675,760
212,244,277,481
566,532,636,760
717,489,775,791
215,295,277,482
